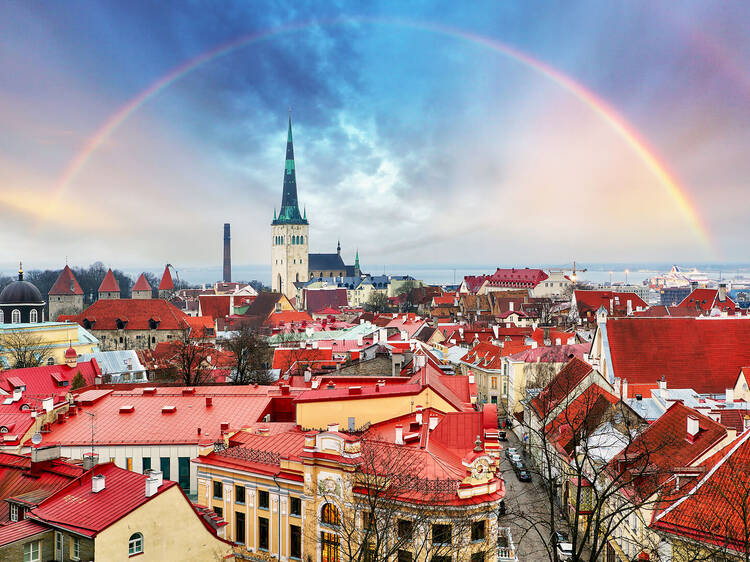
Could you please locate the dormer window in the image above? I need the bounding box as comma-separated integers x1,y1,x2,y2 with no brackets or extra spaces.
148,318,159,330
0,426,8,433
116,318,126,330
82,319,92,330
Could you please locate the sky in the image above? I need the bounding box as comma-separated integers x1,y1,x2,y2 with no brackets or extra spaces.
1,1,749,278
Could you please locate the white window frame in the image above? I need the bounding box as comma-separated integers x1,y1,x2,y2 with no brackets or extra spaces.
55,531,63,559
11,309,21,323
23,540,41,562
128,532,143,556
9,503,19,521
30,309,38,323
72,536,81,561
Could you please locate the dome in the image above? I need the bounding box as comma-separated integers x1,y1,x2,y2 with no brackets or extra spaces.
0,280,43,305
65,346,77,358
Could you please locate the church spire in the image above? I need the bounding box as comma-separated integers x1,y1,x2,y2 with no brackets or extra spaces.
272,111,307,225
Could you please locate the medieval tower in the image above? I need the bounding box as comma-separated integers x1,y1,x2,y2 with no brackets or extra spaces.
271,113,308,299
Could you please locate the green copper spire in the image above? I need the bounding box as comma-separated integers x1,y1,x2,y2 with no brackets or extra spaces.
355,249,360,268
272,111,307,225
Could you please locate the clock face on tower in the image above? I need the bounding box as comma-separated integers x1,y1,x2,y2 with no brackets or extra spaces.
471,458,491,480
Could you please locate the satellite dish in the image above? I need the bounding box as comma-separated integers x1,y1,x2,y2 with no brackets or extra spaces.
31,433,42,446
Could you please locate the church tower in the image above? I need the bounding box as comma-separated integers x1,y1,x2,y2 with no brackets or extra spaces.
271,113,309,300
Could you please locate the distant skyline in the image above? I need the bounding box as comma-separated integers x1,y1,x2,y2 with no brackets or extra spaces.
2,1,749,272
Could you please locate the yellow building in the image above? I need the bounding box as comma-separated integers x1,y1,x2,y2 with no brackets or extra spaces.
0,462,233,561
195,405,508,562
0,321,99,369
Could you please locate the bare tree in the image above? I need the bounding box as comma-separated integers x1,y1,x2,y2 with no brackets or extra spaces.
0,329,54,368
515,369,677,562
365,292,389,313
167,328,216,385
312,436,497,562
224,325,273,385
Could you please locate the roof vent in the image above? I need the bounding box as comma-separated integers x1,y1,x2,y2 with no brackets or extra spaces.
143,387,156,395
92,474,105,493
205,397,213,408
161,405,176,414
119,405,134,414
220,421,230,431
348,386,362,395
182,388,195,395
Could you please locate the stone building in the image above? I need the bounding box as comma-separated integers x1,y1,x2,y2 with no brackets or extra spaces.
0,264,45,324
48,265,85,321
132,273,153,299
98,269,121,300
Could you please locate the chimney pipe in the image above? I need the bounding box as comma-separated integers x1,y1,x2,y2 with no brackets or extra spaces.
91,474,105,493
726,388,734,403
719,283,727,303
428,414,439,431
687,415,700,438
205,397,213,408
395,424,404,445
415,406,423,425
223,223,231,283
145,476,159,497
327,422,339,433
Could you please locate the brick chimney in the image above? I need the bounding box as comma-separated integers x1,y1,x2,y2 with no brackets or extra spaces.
145,476,159,497
395,424,404,445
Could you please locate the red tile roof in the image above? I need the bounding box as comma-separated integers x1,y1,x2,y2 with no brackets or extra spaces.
677,288,737,314
574,290,648,320
508,343,591,363
613,402,726,501
272,347,336,374
158,266,174,291
131,273,152,292
0,452,85,522
97,269,120,293
0,360,101,402
198,295,231,320
28,462,176,537
49,266,83,296
62,299,189,331
266,310,313,328
652,429,750,551
531,357,594,418
0,519,48,546
184,315,214,338
43,386,293,446
305,288,348,313
605,317,750,394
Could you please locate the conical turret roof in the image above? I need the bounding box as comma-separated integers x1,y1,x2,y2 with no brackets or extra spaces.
272,113,307,225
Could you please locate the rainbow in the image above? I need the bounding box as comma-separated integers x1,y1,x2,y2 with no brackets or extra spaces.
50,17,712,249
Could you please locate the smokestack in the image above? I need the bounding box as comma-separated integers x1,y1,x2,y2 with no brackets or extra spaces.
223,223,231,283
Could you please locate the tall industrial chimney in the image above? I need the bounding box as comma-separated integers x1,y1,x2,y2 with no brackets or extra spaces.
223,223,231,282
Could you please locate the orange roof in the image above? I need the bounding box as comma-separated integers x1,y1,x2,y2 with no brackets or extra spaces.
132,273,152,292
49,265,83,296
158,266,174,291
98,269,120,293
62,299,189,331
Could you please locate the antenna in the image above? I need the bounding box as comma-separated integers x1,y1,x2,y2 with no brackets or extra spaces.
85,412,95,461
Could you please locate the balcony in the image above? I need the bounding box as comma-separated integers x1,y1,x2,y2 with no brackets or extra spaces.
497,526,519,562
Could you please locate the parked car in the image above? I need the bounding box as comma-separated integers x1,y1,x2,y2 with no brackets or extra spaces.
505,447,517,459
509,453,522,464
498,499,506,516
498,430,507,441
516,469,532,482
553,531,573,560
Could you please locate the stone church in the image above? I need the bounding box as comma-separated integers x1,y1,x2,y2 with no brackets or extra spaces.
271,115,359,300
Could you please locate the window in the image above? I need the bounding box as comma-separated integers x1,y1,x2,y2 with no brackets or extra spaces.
160,457,170,480
398,519,413,540
290,496,301,516
142,457,151,473
258,516,269,550
259,489,269,509
11,309,21,323
321,503,340,525
432,523,451,545
23,540,41,562
321,531,339,562
55,531,63,559
471,553,485,562
29,309,37,323
72,536,80,560
362,511,375,530
490,377,497,389
47,357,54,366
290,524,302,559
235,512,245,544
471,521,485,541
126,457,133,471
213,480,223,499
128,532,143,556
10,503,18,521
0,310,3,322
236,485,245,504
398,551,413,562
214,506,223,519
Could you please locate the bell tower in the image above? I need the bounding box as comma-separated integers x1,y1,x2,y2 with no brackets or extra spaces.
271,112,309,300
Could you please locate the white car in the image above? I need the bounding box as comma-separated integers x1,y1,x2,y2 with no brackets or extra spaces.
509,453,522,464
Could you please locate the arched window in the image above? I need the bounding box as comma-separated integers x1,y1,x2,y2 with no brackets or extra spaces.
30,310,37,323
281,236,284,244
321,503,340,526
128,532,143,556
300,235,304,244
0,310,3,323
47,357,54,366
11,309,21,324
